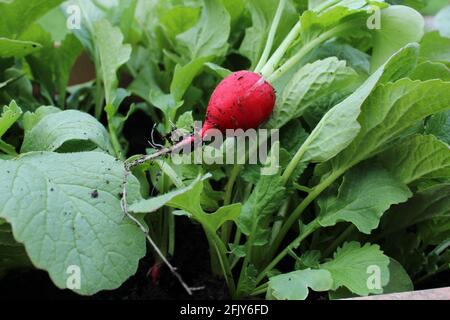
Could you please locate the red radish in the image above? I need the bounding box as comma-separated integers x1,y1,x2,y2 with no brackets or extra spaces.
127,71,276,167
200,71,276,136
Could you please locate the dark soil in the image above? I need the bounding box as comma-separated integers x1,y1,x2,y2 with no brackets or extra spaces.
0,217,229,300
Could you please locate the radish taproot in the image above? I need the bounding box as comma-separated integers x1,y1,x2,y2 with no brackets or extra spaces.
127,71,276,168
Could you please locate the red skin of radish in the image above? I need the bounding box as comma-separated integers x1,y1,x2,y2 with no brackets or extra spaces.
199,70,276,137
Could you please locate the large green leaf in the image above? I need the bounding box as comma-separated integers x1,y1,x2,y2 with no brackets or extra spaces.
267,268,333,300
378,135,450,184
370,5,424,71
331,79,450,171
0,37,41,58
267,57,359,129
300,44,419,163
176,0,230,60
93,19,131,105
318,163,411,234
321,242,390,296
21,108,113,154
383,183,450,234
0,0,63,38
0,152,145,295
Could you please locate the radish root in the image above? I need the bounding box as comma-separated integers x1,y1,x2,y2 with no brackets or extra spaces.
120,136,198,296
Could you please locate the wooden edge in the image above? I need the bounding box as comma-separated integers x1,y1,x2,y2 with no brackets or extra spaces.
344,287,450,300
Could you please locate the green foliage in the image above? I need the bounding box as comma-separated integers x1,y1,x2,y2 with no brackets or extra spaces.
0,152,145,295
318,163,412,234
0,0,449,300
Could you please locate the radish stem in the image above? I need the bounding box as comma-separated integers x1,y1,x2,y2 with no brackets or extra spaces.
260,21,301,78
256,219,320,285
268,20,359,83
255,0,287,73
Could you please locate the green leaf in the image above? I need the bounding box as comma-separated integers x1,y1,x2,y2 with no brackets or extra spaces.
22,105,60,131
321,242,390,296
149,92,183,122
171,57,210,102
205,62,232,78
93,19,131,105
410,61,450,81
37,6,70,42
309,39,371,74
130,173,240,232
239,0,297,68
160,6,200,41
300,44,419,163
425,111,450,145
0,0,63,38
237,174,286,246
383,183,450,234
370,5,424,71
20,24,83,106
318,163,411,234
176,0,230,60
1,68,37,109
420,31,450,65
298,3,383,46
0,37,41,58
62,0,104,56
222,0,245,25
331,79,450,171
117,0,138,42
267,268,333,300
435,5,450,38
207,203,242,232
176,111,194,132
267,57,359,129
0,151,145,295
21,108,113,154
383,258,413,294
378,135,450,184
53,35,83,105
0,100,22,139
418,217,450,246
130,175,210,214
